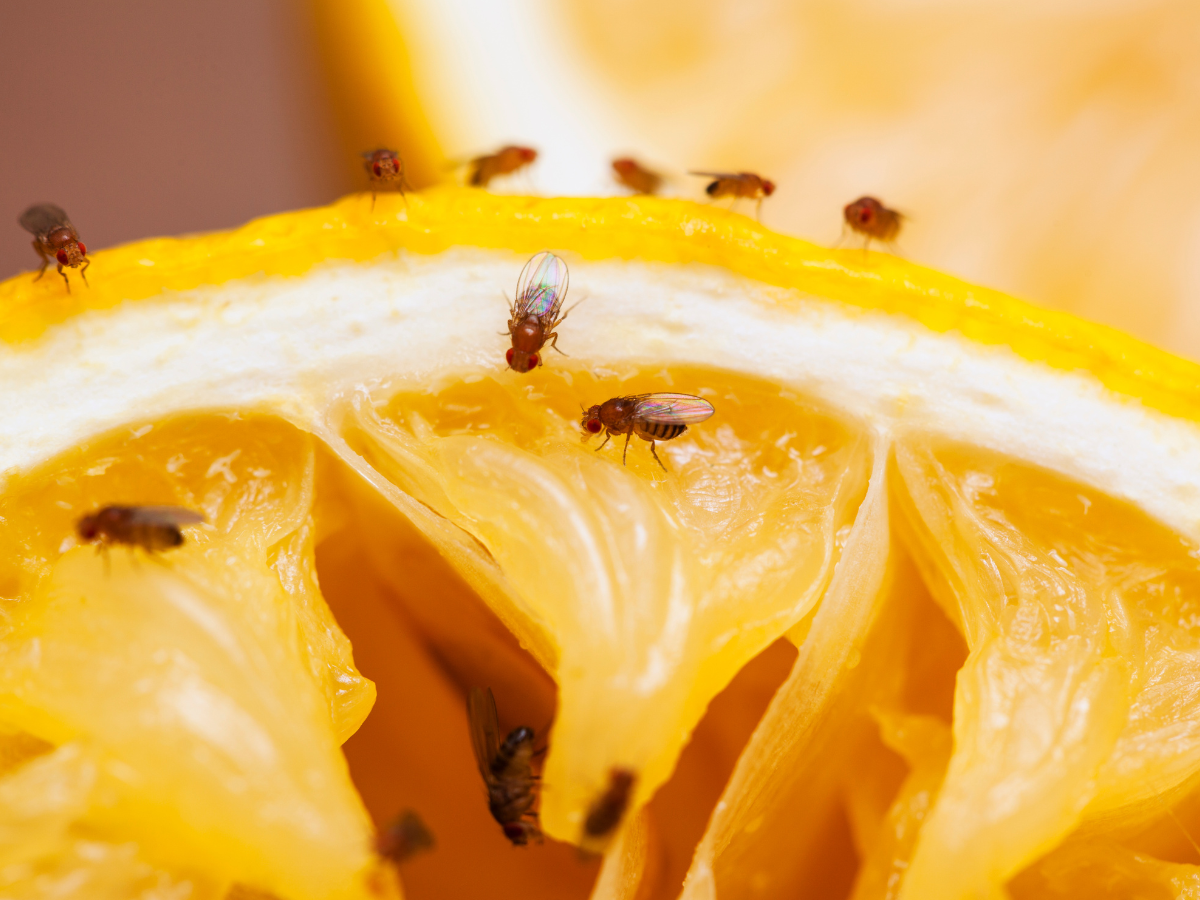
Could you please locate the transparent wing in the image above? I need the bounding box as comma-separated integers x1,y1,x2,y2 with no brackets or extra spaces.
514,251,569,322
631,393,716,425
686,171,737,179
126,506,206,526
467,687,501,783
19,203,70,237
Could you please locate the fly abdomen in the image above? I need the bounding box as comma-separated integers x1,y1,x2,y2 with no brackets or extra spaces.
491,726,535,777
639,421,688,441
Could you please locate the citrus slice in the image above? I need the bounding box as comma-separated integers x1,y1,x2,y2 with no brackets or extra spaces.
3,189,1200,899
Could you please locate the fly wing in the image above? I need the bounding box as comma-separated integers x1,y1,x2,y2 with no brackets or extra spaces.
631,393,716,425
513,251,569,323
19,203,70,237
687,171,736,179
127,506,206,527
467,687,502,783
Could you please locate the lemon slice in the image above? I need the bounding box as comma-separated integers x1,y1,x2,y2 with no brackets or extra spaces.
3,189,1200,899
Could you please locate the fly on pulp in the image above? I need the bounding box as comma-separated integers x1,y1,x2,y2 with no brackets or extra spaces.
76,504,205,553
581,393,716,470
467,687,542,846
583,768,636,841
375,809,435,863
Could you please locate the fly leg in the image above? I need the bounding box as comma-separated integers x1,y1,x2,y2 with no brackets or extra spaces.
595,433,611,452
57,262,71,294
80,257,90,287
622,431,632,465
32,242,49,281
755,197,763,222
546,332,568,356
649,441,668,471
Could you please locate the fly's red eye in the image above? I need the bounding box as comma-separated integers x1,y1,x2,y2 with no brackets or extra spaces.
586,419,602,434
860,207,873,222
56,250,69,265
506,348,515,365
763,180,776,195
528,354,539,368
76,241,86,256
373,163,383,176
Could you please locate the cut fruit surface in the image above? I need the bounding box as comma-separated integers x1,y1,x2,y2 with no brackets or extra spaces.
3,189,1200,899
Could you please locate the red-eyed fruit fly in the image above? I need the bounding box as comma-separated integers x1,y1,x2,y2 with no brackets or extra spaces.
467,687,542,846
581,393,716,470
76,505,204,552
689,171,775,220
505,250,572,374
375,809,435,863
362,148,410,209
842,196,904,251
612,158,662,195
584,768,636,841
469,145,538,188
20,203,89,292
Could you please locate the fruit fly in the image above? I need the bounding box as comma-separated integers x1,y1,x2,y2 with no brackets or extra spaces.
20,203,89,291
362,148,410,209
581,393,716,470
76,505,205,552
375,809,435,863
842,196,904,251
612,158,662,195
467,687,542,845
468,145,538,188
505,250,572,373
689,171,775,220
584,768,636,841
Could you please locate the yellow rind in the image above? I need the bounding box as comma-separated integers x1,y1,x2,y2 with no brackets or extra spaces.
2,186,1198,422
309,0,443,188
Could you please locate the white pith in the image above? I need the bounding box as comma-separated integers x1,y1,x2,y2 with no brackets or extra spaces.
3,245,1198,543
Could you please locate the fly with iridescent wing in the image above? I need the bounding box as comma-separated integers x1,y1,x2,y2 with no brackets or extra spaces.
581,392,716,470
505,251,573,374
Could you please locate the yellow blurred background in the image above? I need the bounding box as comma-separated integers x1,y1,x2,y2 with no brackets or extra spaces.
6,0,1200,359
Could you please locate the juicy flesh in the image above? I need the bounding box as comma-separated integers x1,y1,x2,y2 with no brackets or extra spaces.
1,362,1200,900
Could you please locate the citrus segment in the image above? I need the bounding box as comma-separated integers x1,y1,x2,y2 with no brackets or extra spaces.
0,417,378,900
680,444,891,898
892,442,1200,898
364,366,868,845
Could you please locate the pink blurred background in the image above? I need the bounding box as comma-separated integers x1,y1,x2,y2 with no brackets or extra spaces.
0,1,351,282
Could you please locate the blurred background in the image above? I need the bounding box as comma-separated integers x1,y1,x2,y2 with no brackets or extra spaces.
4,0,1200,358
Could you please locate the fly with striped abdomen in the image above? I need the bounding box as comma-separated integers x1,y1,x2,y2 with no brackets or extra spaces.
581,393,716,470
467,687,542,846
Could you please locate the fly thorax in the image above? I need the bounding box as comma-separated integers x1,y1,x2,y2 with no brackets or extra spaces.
511,318,543,352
